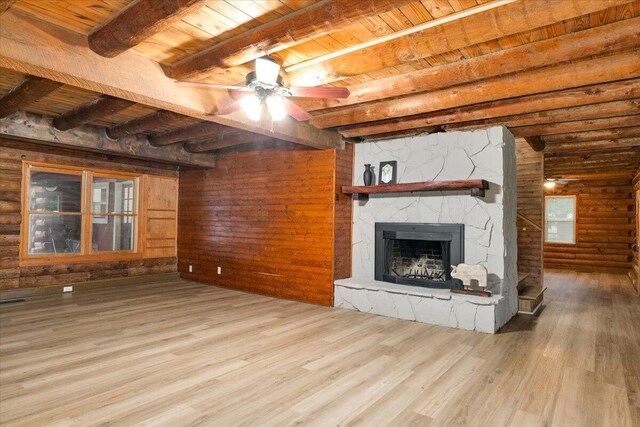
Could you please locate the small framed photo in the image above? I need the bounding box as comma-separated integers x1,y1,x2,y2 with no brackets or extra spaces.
378,160,397,185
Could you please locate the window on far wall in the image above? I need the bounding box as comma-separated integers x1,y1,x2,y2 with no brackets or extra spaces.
545,195,576,244
23,163,139,261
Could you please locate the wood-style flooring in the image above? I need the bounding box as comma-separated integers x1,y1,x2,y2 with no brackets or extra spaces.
1,270,638,426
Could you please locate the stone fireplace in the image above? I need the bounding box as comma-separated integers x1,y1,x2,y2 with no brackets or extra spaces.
375,223,464,290
334,126,518,333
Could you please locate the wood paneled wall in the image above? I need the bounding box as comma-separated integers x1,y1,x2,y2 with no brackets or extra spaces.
178,144,353,306
334,144,353,280
142,175,178,258
516,138,543,288
0,140,178,291
631,169,639,295
544,177,635,274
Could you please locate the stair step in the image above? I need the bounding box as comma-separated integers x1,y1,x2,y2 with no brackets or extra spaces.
518,285,546,315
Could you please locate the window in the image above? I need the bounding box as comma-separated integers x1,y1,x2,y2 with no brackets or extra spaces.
23,163,139,262
545,196,576,244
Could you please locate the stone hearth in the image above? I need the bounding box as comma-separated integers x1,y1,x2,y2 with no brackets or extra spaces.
334,126,517,333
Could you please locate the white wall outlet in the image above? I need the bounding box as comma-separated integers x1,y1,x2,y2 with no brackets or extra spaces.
217,266,222,275
188,264,193,273
63,286,73,293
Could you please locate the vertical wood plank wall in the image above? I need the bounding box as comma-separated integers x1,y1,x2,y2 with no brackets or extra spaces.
178,145,353,306
0,141,178,291
632,169,639,294
516,138,544,288
544,176,635,274
334,144,353,280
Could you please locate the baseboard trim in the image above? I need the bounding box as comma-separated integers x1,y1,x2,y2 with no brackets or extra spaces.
0,272,181,300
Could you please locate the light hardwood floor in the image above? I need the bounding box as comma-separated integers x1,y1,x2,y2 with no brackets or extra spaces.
1,270,638,426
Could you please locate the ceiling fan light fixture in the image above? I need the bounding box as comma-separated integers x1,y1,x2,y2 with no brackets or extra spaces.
544,179,556,189
266,96,287,121
255,57,281,85
240,94,262,121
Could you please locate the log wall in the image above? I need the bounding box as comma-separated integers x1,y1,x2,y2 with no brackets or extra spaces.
0,140,178,291
516,138,543,288
178,145,353,306
544,176,635,274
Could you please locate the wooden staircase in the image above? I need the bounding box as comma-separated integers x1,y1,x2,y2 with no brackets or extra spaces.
517,272,545,315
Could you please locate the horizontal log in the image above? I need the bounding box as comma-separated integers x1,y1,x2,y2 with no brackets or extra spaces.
297,16,640,111
543,127,640,144
53,95,135,131
107,110,191,139
149,122,236,146
341,80,640,138
88,0,204,58
0,75,63,118
0,111,216,168
545,138,640,153
310,51,640,129
184,134,274,153
511,115,640,137
171,0,412,81
287,0,631,86
444,99,640,132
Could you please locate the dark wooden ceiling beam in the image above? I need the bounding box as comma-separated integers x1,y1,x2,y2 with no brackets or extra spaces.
340,80,640,138
512,115,640,137
545,138,640,153
286,0,630,86
53,95,135,131
524,137,545,152
149,122,232,146
0,9,343,150
184,133,273,153
442,99,640,132
543,127,640,144
310,51,640,129
88,0,204,58
0,75,63,118
107,110,190,139
0,111,215,167
296,16,640,112
171,0,412,81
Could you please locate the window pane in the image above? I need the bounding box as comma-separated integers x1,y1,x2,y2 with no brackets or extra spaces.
545,197,576,244
92,216,135,252
92,177,135,214
28,214,82,254
30,171,82,212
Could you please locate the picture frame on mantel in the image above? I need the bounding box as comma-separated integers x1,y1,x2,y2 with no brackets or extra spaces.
378,160,397,185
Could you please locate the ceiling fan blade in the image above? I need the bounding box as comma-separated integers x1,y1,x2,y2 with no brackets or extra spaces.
282,98,312,121
176,81,252,92
287,86,350,99
215,100,242,115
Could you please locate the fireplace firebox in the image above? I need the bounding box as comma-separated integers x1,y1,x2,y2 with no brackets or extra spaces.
375,223,464,289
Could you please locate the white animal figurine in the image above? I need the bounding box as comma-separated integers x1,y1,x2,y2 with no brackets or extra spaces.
450,264,488,290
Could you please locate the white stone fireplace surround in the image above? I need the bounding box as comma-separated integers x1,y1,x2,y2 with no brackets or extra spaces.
334,126,517,333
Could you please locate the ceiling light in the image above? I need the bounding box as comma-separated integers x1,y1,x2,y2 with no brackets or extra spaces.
544,180,556,189
240,94,262,121
255,57,281,85
266,96,287,121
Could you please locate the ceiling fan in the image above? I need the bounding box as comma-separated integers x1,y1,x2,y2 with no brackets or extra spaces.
176,57,350,122
544,178,582,189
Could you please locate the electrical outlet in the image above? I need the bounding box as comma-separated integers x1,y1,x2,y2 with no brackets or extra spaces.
217,266,222,275
63,286,73,293
188,264,193,273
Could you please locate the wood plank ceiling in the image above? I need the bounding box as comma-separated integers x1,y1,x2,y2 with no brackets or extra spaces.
0,0,638,175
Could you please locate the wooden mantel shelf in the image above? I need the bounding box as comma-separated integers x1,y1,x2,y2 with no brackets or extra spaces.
342,179,489,201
